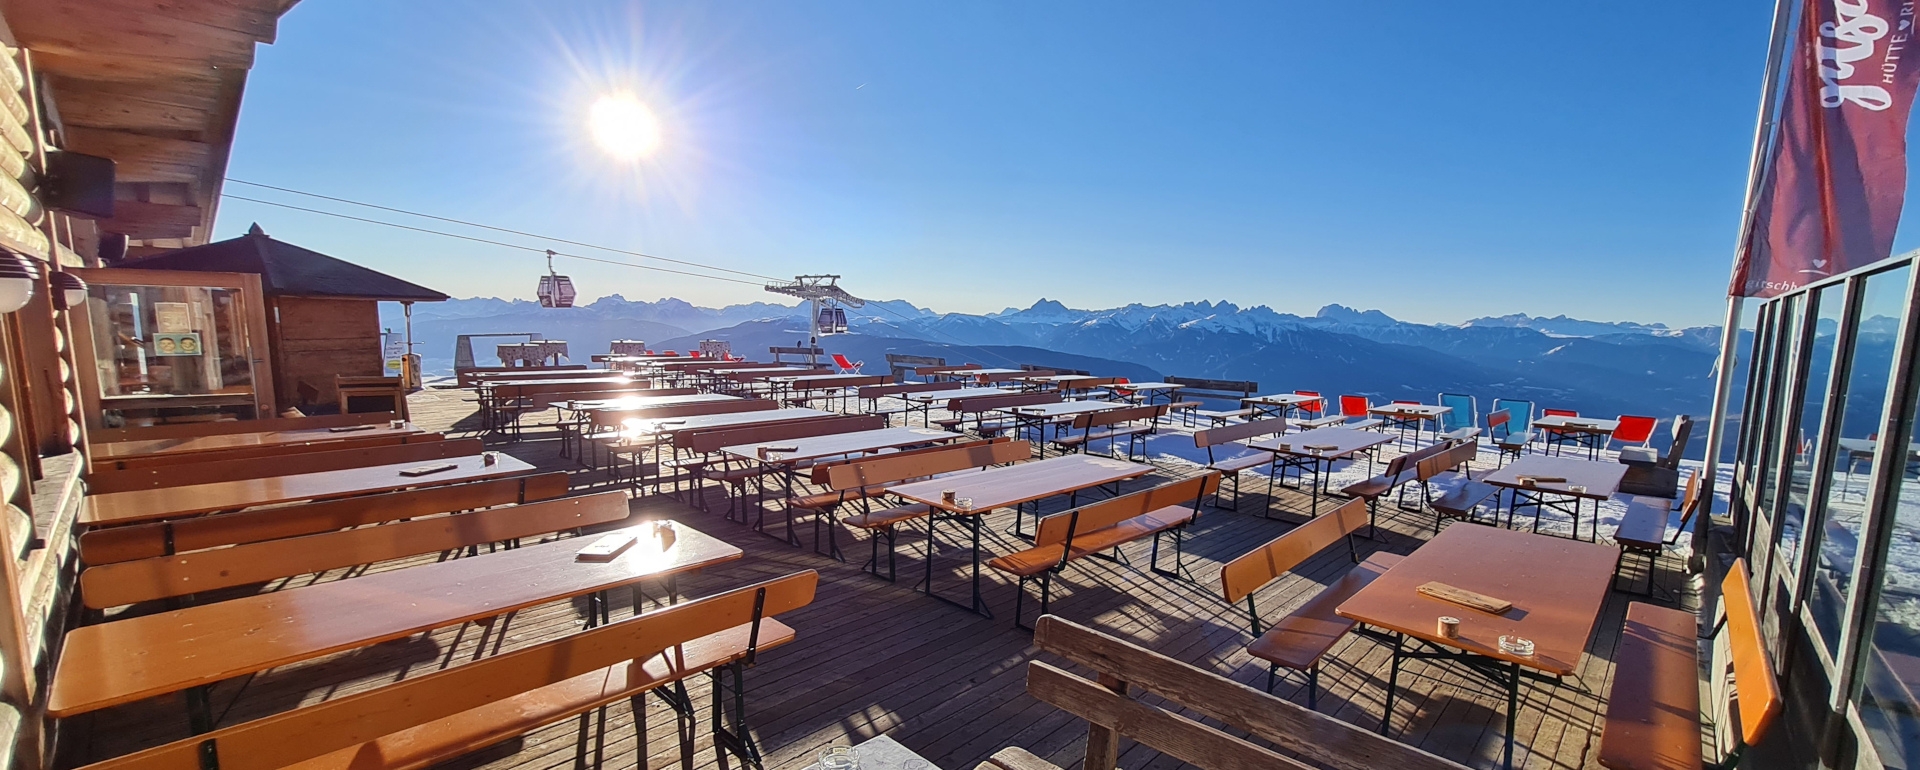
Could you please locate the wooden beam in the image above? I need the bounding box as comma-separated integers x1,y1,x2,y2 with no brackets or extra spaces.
96,200,201,240
46,76,220,133
59,127,210,183
1,0,262,71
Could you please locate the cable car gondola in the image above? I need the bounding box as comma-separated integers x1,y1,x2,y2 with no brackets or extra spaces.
536,250,576,308
816,307,848,335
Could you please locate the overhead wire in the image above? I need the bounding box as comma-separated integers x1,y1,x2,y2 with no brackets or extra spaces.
219,194,767,287
224,178,785,282
221,183,1034,368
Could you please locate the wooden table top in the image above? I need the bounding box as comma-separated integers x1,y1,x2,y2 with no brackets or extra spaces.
47,523,741,717
1337,525,1617,675
1532,415,1621,433
1242,393,1319,406
555,393,738,411
92,423,424,460
1249,426,1394,459
1368,404,1452,419
1480,455,1628,500
484,376,631,388
888,454,1152,514
1021,374,1099,384
1000,400,1130,418
721,427,958,464
1117,382,1184,390
726,368,829,382
777,374,892,389
602,408,835,446
967,369,1027,376
79,454,539,528
901,387,1014,404
465,369,606,381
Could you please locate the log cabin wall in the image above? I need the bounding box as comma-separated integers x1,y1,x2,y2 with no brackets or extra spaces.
0,2,299,768
271,296,383,410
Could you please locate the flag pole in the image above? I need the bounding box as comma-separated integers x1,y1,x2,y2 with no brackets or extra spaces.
1698,0,1797,559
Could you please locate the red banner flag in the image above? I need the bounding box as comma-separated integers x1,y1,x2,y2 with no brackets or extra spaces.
1734,0,1920,297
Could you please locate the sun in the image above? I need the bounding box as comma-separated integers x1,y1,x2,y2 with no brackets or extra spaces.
589,94,662,161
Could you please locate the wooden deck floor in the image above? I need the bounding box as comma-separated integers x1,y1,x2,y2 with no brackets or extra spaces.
60,388,1699,770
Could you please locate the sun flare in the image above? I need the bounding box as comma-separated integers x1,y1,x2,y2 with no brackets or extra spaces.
588,94,662,160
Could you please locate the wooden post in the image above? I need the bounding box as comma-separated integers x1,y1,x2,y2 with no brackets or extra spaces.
1081,672,1128,770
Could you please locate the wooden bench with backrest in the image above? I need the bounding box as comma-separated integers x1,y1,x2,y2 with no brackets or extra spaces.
79,491,629,610
856,381,965,424
989,473,1219,629
1052,404,1169,461
934,392,1060,435
455,364,587,387
1192,418,1288,510
973,615,1472,770
1611,470,1703,594
1165,376,1260,427
85,438,489,495
1340,438,1458,534
78,472,572,565
551,386,699,452
586,398,776,468
90,412,400,444
821,439,1032,580
75,571,820,770
98,432,445,471
672,415,886,518
1598,558,1780,770
1413,439,1499,531
1219,497,1402,709
793,437,1009,513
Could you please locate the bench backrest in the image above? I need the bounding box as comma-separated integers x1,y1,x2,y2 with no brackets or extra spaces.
857,381,965,399
728,367,832,381
979,369,1048,382
79,491,629,609
101,432,445,471
1166,376,1258,399
1220,497,1369,604
813,437,1011,485
1027,616,1471,770
1413,440,1480,483
793,374,889,389
81,571,820,770
679,414,884,455
492,379,631,398
1034,473,1219,548
456,365,587,386
1070,403,1167,430
77,472,572,565
1192,417,1287,448
916,363,981,375
1661,415,1696,468
1719,558,1781,753
85,438,487,494
589,398,772,430
1487,408,1511,434
950,392,1059,414
1385,439,1455,481
826,440,1030,490
89,412,398,444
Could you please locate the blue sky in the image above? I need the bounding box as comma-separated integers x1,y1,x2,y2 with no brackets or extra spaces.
217,1,1781,327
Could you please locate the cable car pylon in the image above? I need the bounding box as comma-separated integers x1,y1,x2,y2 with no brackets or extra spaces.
764,275,865,365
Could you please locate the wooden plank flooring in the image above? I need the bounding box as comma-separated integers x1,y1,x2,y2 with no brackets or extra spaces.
60,388,1700,770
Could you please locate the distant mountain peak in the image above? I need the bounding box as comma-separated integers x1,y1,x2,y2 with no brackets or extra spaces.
1028,298,1071,313
1315,304,1398,325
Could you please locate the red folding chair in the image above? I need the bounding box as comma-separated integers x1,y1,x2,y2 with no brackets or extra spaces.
1293,390,1324,418
1542,408,1582,454
831,353,864,374
1611,415,1659,450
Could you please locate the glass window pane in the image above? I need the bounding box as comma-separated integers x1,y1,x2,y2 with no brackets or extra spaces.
1816,267,1911,659
1846,266,1920,769
1778,284,1847,591
1756,295,1806,536
1720,302,1764,469
83,284,256,398
1743,306,1780,492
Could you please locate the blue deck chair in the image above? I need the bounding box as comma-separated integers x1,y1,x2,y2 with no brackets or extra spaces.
1437,393,1480,443
1490,398,1536,462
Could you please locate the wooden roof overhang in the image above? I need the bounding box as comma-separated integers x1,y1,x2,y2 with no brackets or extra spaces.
0,0,301,253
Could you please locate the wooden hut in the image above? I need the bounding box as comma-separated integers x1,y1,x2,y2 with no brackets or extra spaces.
114,224,448,410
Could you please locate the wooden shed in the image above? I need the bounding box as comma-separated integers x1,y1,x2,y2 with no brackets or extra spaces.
114,224,448,410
